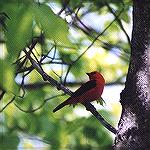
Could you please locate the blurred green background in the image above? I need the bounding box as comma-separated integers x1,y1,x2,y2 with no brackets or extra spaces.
0,0,132,149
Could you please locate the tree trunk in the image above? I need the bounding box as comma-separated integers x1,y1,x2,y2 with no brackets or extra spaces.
113,1,150,149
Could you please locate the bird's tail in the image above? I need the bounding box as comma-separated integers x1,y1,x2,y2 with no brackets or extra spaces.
53,100,69,113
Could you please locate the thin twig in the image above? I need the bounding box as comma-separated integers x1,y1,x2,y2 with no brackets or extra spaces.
63,65,72,85
105,3,131,46
72,7,124,64
0,96,16,112
62,8,124,83
14,94,64,113
0,87,6,101
21,80,124,90
23,49,72,95
40,45,55,62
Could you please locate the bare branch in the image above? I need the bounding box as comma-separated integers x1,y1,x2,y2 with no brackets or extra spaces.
105,3,131,46
72,7,124,64
0,96,15,112
23,48,73,95
23,46,117,134
0,86,6,101
83,102,117,134
21,80,124,90
14,94,64,113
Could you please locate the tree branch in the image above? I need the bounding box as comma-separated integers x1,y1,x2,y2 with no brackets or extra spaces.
23,46,117,134
0,96,15,112
105,2,131,46
83,102,117,134
14,94,64,113
20,80,124,90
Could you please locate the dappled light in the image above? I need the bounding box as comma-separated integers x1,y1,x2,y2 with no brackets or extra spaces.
0,0,132,149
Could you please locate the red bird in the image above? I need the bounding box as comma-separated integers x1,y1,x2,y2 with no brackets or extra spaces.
53,71,105,112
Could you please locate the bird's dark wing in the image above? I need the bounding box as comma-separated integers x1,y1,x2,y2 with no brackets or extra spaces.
53,80,96,112
71,80,96,98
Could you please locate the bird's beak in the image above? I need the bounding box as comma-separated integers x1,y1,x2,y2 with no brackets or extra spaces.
86,73,90,76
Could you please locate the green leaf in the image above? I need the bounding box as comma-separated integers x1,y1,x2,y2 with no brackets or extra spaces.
66,118,86,134
32,3,71,45
120,12,130,23
5,4,33,62
15,89,45,110
0,59,19,94
0,133,19,150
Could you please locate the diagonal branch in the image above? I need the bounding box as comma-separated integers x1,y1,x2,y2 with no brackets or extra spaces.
72,7,125,64
24,47,117,134
23,49,73,95
105,3,131,46
62,8,124,83
0,96,16,112
14,94,64,113
83,102,117,134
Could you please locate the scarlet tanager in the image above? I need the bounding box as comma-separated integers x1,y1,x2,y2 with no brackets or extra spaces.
53,71,105,113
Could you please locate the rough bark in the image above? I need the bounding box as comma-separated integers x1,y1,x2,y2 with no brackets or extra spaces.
113,1,150,149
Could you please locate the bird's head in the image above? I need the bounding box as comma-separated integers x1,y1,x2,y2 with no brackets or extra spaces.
86,71,105,83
